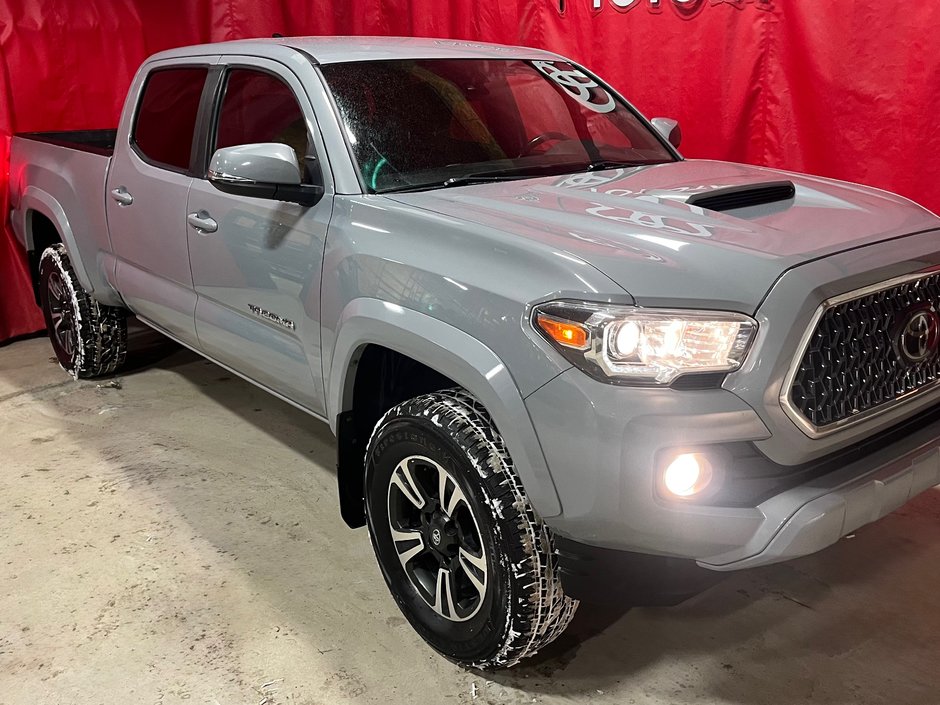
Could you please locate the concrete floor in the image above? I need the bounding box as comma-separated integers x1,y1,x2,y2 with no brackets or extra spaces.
2,328,940,705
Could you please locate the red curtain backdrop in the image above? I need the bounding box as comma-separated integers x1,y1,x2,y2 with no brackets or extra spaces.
2,0,939,343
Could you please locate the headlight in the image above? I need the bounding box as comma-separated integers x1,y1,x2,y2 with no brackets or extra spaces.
533,301,757,386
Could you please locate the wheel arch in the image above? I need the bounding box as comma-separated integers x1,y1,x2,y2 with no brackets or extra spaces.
18,187,96,300
328,298,562,527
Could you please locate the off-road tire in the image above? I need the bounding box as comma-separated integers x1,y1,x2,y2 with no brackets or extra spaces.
38,244,127,379
365,388,577,669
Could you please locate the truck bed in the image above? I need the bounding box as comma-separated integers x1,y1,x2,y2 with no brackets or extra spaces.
15,129,117,157
9,130,117,300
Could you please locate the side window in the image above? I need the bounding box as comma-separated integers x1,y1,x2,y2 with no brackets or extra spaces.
133,67,208,171
215,69,311,180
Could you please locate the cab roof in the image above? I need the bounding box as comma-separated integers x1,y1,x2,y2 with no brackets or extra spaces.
148,35,562,66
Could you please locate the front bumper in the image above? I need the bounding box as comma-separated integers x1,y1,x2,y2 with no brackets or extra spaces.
526,367,940,570
699,416,940,570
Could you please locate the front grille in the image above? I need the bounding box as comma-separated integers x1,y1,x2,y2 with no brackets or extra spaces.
789,272,940,430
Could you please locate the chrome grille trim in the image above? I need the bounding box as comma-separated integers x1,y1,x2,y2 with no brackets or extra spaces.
780,268,940,439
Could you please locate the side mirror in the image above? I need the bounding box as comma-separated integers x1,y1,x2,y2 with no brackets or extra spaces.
651,117,682,149
208,143,324,207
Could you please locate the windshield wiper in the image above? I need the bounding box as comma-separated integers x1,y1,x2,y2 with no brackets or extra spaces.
584,159,666,171
375,160,665,194
374,182,439,194
440,173,533,188
439,162,595,189
443,159,667,186
372,172,532,194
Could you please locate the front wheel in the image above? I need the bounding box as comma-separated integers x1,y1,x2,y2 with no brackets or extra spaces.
365,389,577,668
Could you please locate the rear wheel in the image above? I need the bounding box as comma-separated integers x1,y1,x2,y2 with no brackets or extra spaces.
39,244,127,379
365,389,577,668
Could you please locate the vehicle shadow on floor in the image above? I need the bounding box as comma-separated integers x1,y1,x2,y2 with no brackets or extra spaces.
484,504,940,702
120,318,337,455
112,324,940,703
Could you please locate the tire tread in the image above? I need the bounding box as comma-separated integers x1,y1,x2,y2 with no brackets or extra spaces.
367,388,577,668
40,244,127,379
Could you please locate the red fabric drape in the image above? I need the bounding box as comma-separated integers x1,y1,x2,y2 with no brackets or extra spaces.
2,1,939,343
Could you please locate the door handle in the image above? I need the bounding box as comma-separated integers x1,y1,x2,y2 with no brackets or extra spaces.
187,211,218,234
110,187,134,206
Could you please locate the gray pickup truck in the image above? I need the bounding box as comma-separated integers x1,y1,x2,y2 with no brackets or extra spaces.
10,36,940,668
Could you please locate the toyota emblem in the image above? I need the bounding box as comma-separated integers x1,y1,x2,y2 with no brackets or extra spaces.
431,528,442,546
898,309,940,364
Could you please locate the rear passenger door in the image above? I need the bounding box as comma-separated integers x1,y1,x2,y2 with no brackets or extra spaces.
107,60,216,346
186,57,332,414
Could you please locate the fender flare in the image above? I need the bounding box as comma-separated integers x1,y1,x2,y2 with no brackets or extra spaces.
328,298,563,519
19,186,97,295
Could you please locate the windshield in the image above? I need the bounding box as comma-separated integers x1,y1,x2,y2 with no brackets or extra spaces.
320,58,676,193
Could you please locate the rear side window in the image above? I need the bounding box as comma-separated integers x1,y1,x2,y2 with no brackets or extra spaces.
214,69,310,171
133,67,208,171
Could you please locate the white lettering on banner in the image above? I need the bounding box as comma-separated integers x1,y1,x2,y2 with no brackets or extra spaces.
590,0,771,13
533,61,616,113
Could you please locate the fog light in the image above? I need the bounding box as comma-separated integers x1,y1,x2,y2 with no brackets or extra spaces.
662,453,713,497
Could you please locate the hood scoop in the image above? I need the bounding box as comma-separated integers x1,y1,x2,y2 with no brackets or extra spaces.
685,180,796,213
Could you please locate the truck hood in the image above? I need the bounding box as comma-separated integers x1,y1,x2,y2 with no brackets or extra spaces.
386,159,940,313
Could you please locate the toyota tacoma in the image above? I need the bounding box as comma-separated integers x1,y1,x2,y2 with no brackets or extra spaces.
9,36,940,668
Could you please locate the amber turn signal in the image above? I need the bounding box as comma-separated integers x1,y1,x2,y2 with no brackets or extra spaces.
536,313,589,349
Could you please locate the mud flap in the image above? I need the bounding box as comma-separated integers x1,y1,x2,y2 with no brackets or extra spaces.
337,410,366,528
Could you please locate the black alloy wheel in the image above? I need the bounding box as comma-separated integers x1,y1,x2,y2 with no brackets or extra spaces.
386,454,488,622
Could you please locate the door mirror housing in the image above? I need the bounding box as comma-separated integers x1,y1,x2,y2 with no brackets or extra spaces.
650,117,682,149
208,143,324,207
